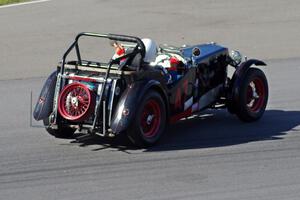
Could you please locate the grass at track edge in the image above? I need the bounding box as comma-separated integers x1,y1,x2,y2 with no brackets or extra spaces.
0,0,29,6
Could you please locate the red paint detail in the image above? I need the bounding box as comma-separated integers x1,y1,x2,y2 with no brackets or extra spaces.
169,107,193,124
140,99,161,138
68,76,97,83
168,66,177,71
174,89,182,110
58,82,95,122
183,80,188,96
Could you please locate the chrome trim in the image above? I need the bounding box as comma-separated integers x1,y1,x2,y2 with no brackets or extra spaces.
108,79,117,126
198,84,223,110
102,100,106,136
94,83,103,117
62,74,114,84
64,64,135,75
52,73,62,124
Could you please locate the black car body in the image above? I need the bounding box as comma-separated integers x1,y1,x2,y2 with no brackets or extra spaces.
33,32,269,147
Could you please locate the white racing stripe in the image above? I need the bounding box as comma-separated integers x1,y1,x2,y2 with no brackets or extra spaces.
184,96,193,111
198,84,223,111
0,0,50,9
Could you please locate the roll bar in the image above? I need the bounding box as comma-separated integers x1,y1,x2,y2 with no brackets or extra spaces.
56,33,146,130
60,32,146,74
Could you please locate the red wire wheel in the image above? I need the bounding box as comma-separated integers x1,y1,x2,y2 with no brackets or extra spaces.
246,78,266,113
58,82,95,122
234,68,269,122
127,91,166,147
140,99,162,138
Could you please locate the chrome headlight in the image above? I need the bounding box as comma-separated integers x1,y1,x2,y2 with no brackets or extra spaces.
229,50,242,66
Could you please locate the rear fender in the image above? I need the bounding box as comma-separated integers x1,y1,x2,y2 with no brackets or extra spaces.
227,59,266,113
110,80,168,134
33,71,57,121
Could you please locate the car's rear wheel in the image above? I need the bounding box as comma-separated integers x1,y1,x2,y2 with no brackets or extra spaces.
127,90,166,147
234,68,268,122
43,117,75,138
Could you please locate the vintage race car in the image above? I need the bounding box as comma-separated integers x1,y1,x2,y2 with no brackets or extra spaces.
33,32,269,147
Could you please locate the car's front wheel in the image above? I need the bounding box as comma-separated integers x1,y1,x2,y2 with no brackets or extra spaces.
127,90,166,147
234,68,269,122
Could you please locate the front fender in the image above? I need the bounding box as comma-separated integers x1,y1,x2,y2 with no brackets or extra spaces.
110,79,168,134
227,59,266,113
33,71,57,121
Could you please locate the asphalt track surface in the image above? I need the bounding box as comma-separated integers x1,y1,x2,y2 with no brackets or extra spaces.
0,0,300,199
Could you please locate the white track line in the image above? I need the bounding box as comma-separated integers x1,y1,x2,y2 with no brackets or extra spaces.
0,0,50,9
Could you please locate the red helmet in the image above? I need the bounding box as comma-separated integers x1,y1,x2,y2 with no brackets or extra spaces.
169,57,179,71
170,57,179,64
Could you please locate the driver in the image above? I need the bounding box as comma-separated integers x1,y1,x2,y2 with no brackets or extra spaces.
110,40,125,59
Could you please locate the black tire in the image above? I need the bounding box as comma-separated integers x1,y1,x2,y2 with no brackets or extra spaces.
127,90,166,147
43,117,75,138
234,68,268,122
